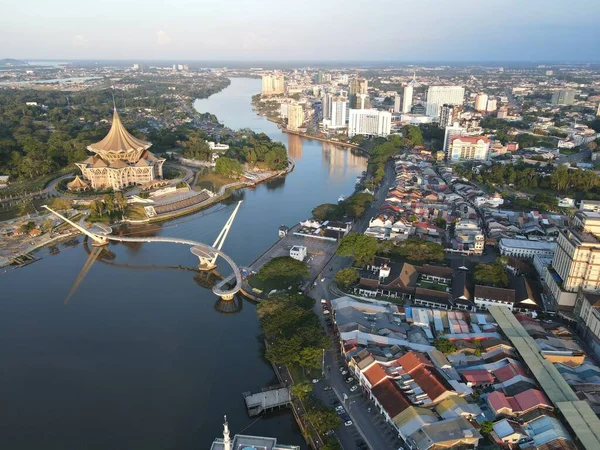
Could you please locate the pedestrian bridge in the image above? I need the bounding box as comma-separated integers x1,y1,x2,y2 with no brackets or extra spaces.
42,203,243,299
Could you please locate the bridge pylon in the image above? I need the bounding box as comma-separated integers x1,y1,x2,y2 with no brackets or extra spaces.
195,201,242,271
42,205,108,246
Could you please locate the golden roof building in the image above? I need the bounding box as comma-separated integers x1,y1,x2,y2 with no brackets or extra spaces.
74,108,165,191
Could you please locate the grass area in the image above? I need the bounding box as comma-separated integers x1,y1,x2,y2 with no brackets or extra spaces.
0,198,48,222
195,169,237,192
124,205,148,220
418,280,448,292
559,147,580,156
247,274,303,294
289,364,321,384
1,167,74,197
162,166,184,180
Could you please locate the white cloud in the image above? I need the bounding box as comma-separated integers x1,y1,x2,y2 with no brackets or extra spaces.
156,30,172,46
72,34,89,48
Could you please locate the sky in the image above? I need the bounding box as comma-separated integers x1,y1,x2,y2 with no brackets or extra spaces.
2,0,600,62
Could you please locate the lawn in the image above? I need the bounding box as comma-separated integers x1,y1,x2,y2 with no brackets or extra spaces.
0,198,48,222
195,169,236,192
418,280,449,292
289,364,321,384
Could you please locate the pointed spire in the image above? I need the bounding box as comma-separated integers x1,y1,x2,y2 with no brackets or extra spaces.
87,106,151,154
223,415,231,450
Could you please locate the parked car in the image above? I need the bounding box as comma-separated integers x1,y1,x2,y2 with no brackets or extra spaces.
339,367,345,373
325,430,335,436
344,420,353,427
312,379,319,384
341,370,348,375
320,299,328,304
323,386,332,391
350,385,359,392
345,377,354,383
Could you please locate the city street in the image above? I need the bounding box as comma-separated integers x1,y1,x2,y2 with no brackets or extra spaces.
308,162,405,450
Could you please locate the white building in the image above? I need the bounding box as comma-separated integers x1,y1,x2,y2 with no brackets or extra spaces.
499,239,556,259
287,103,304,131
443,123,465,158
426,86,465,118
261,73,285,96
486,98,497,112
448,136,491,162
474,94,488,112
402,73,418,113
474,194,504,208
393,95,401,113
348,109,391,137
323,97,347,130
289,245,307,262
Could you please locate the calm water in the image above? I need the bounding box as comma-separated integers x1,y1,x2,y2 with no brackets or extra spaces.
0,77,366,449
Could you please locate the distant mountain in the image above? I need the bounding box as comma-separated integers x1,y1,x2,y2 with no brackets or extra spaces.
0,58,28,67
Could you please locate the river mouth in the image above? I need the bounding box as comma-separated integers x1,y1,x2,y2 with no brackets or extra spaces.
0,77,366,449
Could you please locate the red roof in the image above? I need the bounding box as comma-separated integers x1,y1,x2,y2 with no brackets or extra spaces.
397,351,430,371
371,379,411,418
364,363,388,387
487,391,512,413
512,388,551,413
461,369,495,384
450,136,491,144
493,363,526,383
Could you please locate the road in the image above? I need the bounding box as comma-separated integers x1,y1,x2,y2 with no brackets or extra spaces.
307,162,404,450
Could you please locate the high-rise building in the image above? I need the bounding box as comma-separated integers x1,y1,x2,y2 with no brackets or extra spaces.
426,86,465,118
443,123,465,159
486,98,497,112
447,136,490,161
474,94,488,112
261,73,285,96
402,73,418,114
357,93,370,109
324,97,347,130
287,103,304,131
439,104,462,129
321,92,331,120
551,89,576,105
393,95,401,113
497,106,508,119
210,416,299,450
347,109,391,137
544,211,600,309
317,70,325,83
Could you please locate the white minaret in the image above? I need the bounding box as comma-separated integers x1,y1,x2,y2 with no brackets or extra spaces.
223,415,231,450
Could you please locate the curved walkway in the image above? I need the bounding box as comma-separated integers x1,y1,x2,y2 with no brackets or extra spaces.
102,234,241,297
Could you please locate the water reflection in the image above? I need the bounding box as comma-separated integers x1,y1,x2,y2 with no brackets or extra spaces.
265,176,286,191
321,142,368,180
287,134,303,160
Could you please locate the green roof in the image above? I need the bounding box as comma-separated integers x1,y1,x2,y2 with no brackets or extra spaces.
489,306,600,450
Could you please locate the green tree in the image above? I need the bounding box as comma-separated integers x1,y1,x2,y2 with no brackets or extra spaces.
306,407,342,434
257,256,309,280
181,132,212,161
41,218,54,232
433,338,456,355
337,233,379,266
334,267,359,289
291,382,313,401
89,199,105,217
393,238,445,262
473,262,508,287
114,192,128,212
480,420,494,435
312,203,342,221
103,194,115,215
50,197,72,211
215,157,243,178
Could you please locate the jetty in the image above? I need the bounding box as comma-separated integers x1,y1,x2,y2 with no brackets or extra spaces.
243,386,291,417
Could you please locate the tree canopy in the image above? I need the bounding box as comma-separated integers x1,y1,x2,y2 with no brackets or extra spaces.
334,268,359,289
433,338,456,355
257,256,309,281
214,157,243,178
336,233,379,266
473,262,508,288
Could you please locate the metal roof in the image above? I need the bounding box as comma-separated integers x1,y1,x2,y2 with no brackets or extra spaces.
489,306,600,450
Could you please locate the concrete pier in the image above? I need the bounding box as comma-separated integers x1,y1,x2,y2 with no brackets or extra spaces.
243,386,291,417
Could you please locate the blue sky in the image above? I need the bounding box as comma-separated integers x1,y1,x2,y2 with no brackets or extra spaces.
2,0,599,61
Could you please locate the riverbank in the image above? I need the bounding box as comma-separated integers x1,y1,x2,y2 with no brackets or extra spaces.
283,129,360,149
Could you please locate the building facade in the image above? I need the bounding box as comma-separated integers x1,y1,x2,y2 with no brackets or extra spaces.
287,103,304,131
348,109,392,137
426,86,465,118
438,104,462,129
323,97,347,130
447,136,491,161
499,238,556,259
261,73,285,95
474,94,488,112
74,108,165,191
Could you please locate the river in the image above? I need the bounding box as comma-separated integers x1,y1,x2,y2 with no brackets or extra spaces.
0,77,367,449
